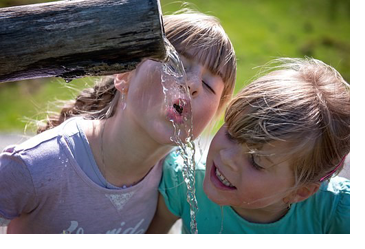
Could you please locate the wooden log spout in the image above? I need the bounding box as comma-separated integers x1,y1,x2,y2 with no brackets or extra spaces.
0,0,167,83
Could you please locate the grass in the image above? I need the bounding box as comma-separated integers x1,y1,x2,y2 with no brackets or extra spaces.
0,78,95,131
0,0,350,133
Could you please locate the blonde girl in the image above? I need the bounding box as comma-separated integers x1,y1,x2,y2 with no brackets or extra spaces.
149,57,350,234
0,11,236,233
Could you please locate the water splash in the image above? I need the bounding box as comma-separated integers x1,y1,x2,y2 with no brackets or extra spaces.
161,38,199,234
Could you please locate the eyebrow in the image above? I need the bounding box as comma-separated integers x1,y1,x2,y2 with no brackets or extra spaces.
253,151,278,168
180,52,220,81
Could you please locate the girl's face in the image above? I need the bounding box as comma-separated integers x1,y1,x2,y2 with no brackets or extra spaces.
203,125,295,215
125,55,224,145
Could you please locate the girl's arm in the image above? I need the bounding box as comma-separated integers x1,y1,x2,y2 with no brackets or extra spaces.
146,193,179,233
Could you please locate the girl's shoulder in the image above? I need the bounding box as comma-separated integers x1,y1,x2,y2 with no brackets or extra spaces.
159,149,207,221
163,149,206,172
316,176,350,205
3,117,83,157
161,148,207,186
161,149,206,188
0,118,83,180
300,176,350,233
319,176,350,214
315,176,349,203
163,150,183,171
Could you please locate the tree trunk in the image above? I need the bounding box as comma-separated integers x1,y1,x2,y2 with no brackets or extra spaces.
0,0,167,83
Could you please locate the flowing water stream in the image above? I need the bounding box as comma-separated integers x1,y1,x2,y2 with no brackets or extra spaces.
161,38,199,234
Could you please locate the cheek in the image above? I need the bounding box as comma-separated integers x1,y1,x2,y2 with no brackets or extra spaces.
235,176,291,207
129,71,165,110
192,99,219,136
129,88,165,118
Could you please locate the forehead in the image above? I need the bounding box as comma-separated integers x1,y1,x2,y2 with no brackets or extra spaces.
174,40,233,83
179,47,219,74
180,51,215,75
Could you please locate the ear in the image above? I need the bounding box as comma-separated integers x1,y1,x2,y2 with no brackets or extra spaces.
114,73,130,94
284,183,320,204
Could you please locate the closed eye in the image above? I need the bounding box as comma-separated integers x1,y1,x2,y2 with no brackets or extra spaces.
203,80,215,94
250,154,264,171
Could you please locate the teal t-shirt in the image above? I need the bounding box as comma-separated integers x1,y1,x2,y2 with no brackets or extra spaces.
159,151,350,234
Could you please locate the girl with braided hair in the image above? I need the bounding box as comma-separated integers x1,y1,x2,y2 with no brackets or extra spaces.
0,11,236,233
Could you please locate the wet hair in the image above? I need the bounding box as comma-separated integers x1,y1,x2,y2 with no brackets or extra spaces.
37,11,236,133
225,57,350,186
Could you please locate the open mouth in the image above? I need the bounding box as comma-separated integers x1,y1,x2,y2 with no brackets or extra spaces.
215,168,235,188
173,98,190,115
173,103,183,115
212,163,236,189
167,98,191,124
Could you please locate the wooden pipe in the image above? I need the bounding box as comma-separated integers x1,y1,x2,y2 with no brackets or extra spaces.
0,0,167,83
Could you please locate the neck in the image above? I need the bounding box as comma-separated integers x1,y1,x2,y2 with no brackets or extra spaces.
87,117,173,188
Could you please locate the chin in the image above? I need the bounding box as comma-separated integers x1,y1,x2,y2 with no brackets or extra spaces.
205,192,230,207
165,126,190,144
203,179,221,204
151,132,175,146
147,124,187,146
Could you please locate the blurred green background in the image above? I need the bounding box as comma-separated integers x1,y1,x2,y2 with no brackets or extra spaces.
0,0,350,133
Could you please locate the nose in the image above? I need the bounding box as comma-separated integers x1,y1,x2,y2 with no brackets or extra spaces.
187,85,197,97
220,147,240,172
186,70,201,97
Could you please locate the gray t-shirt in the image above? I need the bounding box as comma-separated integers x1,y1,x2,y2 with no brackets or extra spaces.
0,118,163,233
64,118,130,189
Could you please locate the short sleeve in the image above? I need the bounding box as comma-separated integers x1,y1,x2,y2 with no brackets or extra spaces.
158,151,187,218
327,178,350,234
0,151,37,220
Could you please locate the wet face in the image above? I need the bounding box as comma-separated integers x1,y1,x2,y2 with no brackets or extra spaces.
203,125,295,212
124,56,224,145
125,60,169,144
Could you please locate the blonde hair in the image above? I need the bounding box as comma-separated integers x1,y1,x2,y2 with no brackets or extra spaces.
225,57,350,186
37,11,236,133
163,11,236,114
